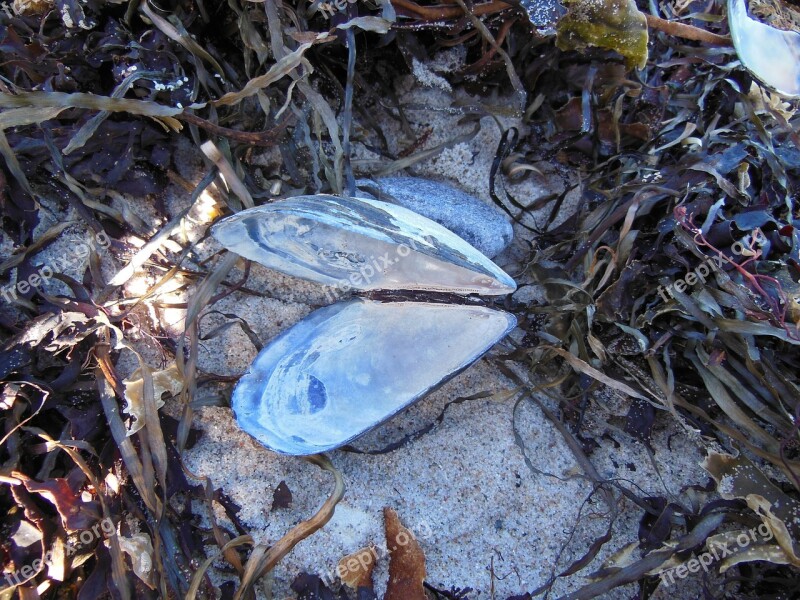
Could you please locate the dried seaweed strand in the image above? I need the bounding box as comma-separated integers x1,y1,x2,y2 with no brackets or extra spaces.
232,455,345,599
560,512,725,600
0,91,183,116
343,26,357,197
179,111,294,147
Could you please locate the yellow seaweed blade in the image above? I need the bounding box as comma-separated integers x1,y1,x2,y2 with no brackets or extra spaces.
556,0,649,70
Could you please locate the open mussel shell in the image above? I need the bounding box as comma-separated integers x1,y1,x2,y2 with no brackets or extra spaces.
232,299,517,455
728,0,800,98
212,195,516,296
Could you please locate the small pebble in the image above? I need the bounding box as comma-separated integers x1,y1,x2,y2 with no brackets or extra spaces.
355,177,513,258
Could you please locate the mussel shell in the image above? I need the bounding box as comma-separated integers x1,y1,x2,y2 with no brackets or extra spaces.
212,195,516,296
728,0,800,98
232,299,517,455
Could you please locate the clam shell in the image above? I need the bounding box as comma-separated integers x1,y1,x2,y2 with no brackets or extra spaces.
212,195,516,295
232,299,517,455
728,0,800,98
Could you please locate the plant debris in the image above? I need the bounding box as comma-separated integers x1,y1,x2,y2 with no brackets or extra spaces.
272,480,294,511
383,507,426,600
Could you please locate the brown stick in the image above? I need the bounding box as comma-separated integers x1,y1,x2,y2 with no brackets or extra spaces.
645,14,732,46
390,0,513,20
177,112,294,146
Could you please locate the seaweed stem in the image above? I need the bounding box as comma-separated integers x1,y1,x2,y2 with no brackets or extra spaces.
645,14,732,46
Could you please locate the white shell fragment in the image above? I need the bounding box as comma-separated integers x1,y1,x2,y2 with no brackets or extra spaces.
211,195,516,296
728,0,800,98
232,299,517,455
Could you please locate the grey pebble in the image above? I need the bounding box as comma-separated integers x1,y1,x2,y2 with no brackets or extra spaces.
354,177,513,258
